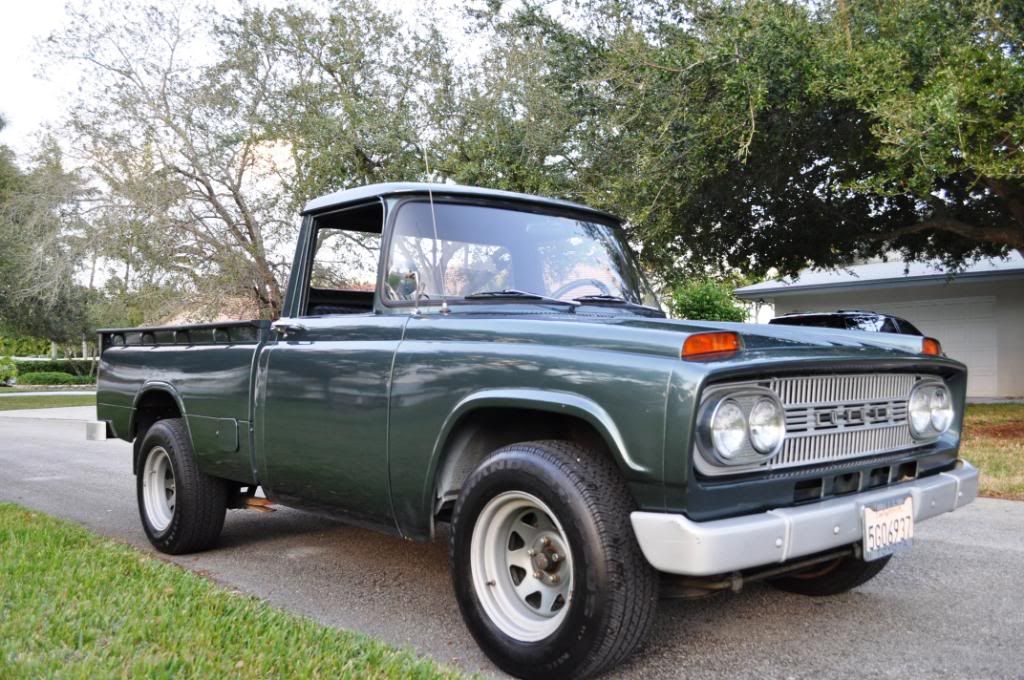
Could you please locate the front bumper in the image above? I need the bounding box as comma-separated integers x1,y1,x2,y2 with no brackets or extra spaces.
631,460,979,576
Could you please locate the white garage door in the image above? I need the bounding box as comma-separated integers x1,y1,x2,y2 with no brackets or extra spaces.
873,296,997,397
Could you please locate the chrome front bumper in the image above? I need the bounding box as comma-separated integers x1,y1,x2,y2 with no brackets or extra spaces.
631,460,979,576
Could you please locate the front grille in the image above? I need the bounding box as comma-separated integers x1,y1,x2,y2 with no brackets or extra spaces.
696,373,929,476
770,374,918,469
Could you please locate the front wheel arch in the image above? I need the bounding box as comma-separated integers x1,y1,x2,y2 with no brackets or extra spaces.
431,405,624,526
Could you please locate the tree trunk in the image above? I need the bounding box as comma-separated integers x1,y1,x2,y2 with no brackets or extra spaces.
50,341,58,360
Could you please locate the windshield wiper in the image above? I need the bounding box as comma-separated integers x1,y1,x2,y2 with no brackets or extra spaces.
573,294,661,312
464,289,573,305
573,294,628,303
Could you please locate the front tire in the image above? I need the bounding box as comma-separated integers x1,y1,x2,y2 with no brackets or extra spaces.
768,553,892,596
450,441,658,680
137,418,227,554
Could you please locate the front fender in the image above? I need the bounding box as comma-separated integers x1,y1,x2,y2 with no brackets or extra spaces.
432,388,650,477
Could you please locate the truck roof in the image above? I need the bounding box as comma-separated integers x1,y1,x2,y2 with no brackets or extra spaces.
301,182,621,223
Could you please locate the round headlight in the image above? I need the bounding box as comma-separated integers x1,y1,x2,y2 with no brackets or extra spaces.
908,386,932,436
711,399,747,460
929,386,953,433
748,398,785,454
909,381,954,438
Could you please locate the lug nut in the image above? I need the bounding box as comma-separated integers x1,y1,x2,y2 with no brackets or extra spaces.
533,571,542,579
550,553,560,562
541,536,551,546
527,549,536,556
549,574,560,584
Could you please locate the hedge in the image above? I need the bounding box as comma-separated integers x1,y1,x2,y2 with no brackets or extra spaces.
13,359,95,376
16,372,96,386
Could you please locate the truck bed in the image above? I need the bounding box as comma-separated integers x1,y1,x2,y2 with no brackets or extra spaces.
97,320,272,484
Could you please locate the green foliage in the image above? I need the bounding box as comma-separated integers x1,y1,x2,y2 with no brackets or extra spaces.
0,503,464,678
15,371,94,386
23,0,1024,321
0,336,50,356
0,356,16,385
667,279,748,322
0,141,95,341
13,359,94,376
456,0,1024,282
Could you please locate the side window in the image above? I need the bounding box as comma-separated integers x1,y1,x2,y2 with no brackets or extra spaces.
310,229,381,292
897,319,923,335
847,314,883,332
879,317,900,334
303,203,383,316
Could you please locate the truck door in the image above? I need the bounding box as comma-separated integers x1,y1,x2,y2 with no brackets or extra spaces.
255,202,406,528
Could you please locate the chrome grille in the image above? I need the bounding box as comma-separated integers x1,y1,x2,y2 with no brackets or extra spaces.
769,374,918,469
770,373,916,406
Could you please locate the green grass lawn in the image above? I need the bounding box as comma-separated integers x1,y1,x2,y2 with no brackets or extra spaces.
0,503,464,679
0,385,96,393
962,403,1024,501
0,394,97,411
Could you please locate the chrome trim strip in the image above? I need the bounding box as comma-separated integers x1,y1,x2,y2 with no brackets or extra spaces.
631,461,978,576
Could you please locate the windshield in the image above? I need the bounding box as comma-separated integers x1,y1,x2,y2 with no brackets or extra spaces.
383,201,658,307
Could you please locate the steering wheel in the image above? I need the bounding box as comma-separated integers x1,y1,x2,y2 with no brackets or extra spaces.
550,278,613,300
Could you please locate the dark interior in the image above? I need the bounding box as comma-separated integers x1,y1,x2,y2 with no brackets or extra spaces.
307,288,375,316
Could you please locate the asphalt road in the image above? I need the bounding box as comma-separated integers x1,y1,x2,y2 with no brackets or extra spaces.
1,408,1022,679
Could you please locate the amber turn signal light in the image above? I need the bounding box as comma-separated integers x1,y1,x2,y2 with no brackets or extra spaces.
921,337,942,356
682,331,741,358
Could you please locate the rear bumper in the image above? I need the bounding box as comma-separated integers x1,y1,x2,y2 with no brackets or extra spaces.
631,460,979,576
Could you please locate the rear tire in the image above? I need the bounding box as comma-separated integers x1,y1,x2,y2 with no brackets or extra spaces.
450,440,658,680
768,553,892,596
136,418,227,554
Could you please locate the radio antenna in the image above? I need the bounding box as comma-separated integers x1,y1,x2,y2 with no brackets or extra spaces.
423,146,449,314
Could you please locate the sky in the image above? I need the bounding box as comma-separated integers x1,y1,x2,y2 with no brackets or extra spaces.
0,0,449,162
0,0,74,158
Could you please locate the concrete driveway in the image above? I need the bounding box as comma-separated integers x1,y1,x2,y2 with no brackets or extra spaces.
1,409,1022,679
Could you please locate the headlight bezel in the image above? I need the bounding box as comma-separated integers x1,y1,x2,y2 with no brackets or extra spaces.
696,386,787,467
908,379,955,440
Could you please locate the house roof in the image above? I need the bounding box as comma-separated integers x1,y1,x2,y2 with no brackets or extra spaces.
302,182,620,222
734,252,1024,299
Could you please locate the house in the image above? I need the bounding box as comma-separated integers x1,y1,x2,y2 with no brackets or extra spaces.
734,254,1024,398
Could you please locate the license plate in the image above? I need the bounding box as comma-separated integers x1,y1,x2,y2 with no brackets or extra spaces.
862,496,914,561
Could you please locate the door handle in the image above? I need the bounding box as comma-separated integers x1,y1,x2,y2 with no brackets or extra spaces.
271,320,308,336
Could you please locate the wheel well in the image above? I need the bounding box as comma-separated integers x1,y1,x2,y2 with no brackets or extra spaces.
433,407,616,521
131,390,183,474
133,390,182,438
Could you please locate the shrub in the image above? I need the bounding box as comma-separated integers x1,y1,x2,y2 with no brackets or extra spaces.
16,372,95,386
13,359,95,376
0,357,16,385
667,279,748,322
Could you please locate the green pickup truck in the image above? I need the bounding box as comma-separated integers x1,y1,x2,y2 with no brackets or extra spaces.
94,183,978,679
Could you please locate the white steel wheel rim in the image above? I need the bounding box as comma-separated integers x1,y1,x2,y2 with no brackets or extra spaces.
142,446,176,532
470,491,574,642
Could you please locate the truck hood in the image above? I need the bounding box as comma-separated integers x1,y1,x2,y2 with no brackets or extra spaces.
601,316,926,355
532,312,931,361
